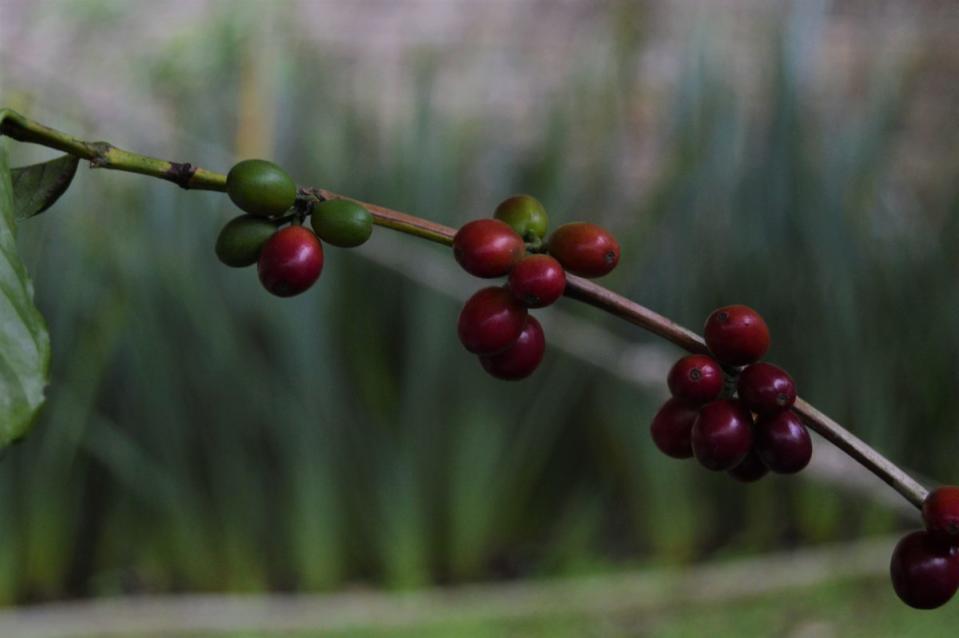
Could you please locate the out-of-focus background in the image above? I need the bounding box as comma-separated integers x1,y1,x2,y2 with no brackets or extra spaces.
1,0,959,636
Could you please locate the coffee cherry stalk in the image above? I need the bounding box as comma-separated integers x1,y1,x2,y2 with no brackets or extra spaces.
0,109,952,610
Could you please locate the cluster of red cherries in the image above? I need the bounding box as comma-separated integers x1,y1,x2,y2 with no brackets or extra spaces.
452,195,620,379
650,305,811,481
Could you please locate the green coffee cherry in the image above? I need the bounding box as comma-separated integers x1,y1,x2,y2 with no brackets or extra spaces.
226,159,297,217
493,194,548,240
310,199,373,247
215,215,277,267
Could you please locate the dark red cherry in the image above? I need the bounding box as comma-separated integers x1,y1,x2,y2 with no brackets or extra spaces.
650,398,699,459
547,222,620,278
737,362,796,415
703,305,770,366
507,255,566,308
480,316,545,380
924,487,959,538
754,410,812,474
889,530,959,609
667,355,724,404
457,287,528,355
691,399,754,471
727,450,769,483
256,226,324,297
453,219,525,278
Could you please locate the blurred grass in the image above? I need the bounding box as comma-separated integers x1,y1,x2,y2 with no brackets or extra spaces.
1,0,958,607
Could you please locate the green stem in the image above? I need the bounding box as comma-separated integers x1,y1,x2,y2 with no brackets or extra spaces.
0,108,929,510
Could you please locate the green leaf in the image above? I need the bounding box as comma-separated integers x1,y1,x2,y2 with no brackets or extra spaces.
0,143,51,447
11,154,79,220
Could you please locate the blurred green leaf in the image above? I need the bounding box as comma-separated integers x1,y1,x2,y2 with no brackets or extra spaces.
11,154,79,220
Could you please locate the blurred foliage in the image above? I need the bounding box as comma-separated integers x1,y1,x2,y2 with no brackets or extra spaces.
1,0,958,605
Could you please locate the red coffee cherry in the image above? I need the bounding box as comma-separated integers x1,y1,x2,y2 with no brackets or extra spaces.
650,398,699,459
457,287,528,355
507,255,566,308
754,410,812,474
691,399,754,471
480,316,545,380
890,530,959,610
667,355,724,404
923,486,959,538
737,362,796,415
257,226,324,297
703,305,770,366
547,222,620,278
727,450,769,483
453,219,525,278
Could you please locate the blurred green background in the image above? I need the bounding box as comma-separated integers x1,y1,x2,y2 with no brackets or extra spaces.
2,0,959,635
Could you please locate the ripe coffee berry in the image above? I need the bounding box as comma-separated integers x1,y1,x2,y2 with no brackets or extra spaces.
457,287,528,355
691,399,754,471
923,486,959,538
703,305,770,366
737,362,796,415
453,219,525,278
754,410,812,474
728,450,769,483
310,199,373,247
480,316,545,380
667,355,724,404
226,159,297,217
889,530,959,610
508,255,566,308
257,226,324,297
494,194,549,240
650,398,699,459
547,222,620,278
215,215,277,267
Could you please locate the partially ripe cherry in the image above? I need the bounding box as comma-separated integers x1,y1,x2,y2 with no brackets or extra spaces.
453,219,525,278
754,410,812,474
691,399,754,471
547,222,620,278
728,450,769,483
923,486,959,538
480,316,545,380
226,159,297,217
494,194,549,240
257,226,324,297
508,255,566,308
457,287,528,355
650,398,699,459
889,530,959,609
667,355,724,404
310,198,373,247
737,362,796,415
703,305,770,366
215,215,277,267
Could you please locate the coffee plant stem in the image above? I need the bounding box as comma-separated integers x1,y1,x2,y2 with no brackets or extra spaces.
0,109,929,509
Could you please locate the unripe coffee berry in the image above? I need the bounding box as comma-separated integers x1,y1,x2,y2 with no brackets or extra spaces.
691,399,754,471
453,219,525,278
754,410,812,474
493,194,549,240
649,398,698,459
310,199,373,247
215,215,277,267
547,222,620,278
457,287,528,355
257,226,324,297
889,530,959,610
703,305,770,366
480,316,545,380
728,450,769,483
923,486,959,538
508,255,566,308
737,362,796,415
667,355,724,404
226,159,297,217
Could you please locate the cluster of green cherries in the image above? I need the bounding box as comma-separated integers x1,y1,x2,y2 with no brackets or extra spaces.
215,159,373,296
